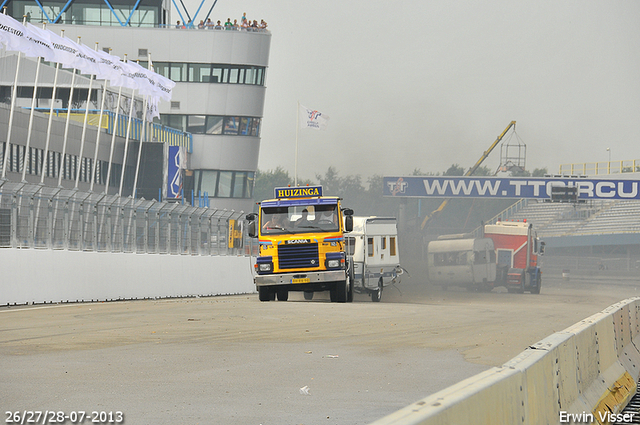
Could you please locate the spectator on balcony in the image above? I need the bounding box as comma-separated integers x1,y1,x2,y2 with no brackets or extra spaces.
206,18,214,29
224,18,233,30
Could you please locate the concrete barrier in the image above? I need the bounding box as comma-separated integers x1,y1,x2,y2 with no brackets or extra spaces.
370,297,640,425
0,249,255,305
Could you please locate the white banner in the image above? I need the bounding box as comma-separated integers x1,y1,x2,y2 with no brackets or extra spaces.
1,13,174,102
74,41,103,77
0,14,52,59
299,104,329,130
148,57,175,102
22,23,55,60
146,95,159,121
45,28,81,69
93,47,123,81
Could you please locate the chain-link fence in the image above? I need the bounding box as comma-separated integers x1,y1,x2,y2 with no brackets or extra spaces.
0,181,251,256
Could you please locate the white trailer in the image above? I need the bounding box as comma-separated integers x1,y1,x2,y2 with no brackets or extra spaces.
427,235,498,291
346,216,403,302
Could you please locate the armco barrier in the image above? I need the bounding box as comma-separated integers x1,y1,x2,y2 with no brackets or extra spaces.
370,297,640,425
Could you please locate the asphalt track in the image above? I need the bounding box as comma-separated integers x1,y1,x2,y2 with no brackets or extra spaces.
2,272,639,425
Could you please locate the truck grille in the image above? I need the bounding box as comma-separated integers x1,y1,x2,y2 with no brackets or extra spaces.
278,243,319,269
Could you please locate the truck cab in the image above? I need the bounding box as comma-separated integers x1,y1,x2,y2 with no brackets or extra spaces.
246,185,354,302
483,219,545,294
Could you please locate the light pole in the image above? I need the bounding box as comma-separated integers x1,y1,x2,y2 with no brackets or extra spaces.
607,147,611,162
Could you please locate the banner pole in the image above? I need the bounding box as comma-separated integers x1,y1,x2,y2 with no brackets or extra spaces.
40,62,61,184
118,84,137,196
105,83,123,195
2,14,27,179
132,54,152,200
57,32,79,187
22,25,45,182
295,101,299,186
75,41,98,189
90,47,110,192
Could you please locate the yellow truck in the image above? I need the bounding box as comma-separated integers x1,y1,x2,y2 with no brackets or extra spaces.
246,185,354,302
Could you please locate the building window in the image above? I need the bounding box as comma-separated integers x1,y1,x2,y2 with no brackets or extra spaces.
195,170,255,199
206,116,223,134
223,117,239,135
160,114,260,136
217,171,233,197
139,62,266,85
189,64,212,82
170,63,188,82
187,115,206,134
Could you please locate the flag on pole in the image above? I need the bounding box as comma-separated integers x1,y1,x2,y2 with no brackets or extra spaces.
299,104,329,130
0,14,48,58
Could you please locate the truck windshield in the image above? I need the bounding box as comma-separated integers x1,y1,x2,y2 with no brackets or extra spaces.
261,205,339,235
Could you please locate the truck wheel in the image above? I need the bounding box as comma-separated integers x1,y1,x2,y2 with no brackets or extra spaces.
258,286,274,302
531,275,542,294
276,288,288,301
371,278,383,302
304,291,314,300
331,280,348,303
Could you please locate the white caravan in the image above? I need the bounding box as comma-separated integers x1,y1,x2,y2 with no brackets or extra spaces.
346,216,403,302
427,235,497,291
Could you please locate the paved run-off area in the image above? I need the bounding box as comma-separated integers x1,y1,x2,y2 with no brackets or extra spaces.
2,274,639,425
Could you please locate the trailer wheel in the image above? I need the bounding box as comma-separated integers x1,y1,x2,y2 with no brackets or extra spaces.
371,278,383,302
304,291,314,300
258,286,274,302
276,288,289,301
347,261,354,303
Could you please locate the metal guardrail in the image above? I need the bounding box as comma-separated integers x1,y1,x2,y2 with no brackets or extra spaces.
0,181,248,255
559,160,640,176
35,108,193,154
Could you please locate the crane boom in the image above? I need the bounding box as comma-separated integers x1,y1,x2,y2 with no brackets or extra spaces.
421,121,517,230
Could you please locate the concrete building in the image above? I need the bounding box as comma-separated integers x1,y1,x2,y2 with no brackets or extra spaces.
0,0,270,212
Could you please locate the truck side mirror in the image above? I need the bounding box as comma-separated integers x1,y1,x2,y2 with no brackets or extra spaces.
247,221,257,238
539,241,545,256
344,215,353,232
246,214,257,238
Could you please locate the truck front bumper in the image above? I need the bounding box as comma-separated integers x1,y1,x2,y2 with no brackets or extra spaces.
255,270,346,287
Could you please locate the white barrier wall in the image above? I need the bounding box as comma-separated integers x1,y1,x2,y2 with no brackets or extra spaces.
371,297,640,425
0,249,255,305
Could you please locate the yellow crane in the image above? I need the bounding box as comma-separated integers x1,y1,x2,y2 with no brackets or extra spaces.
420,121,517,230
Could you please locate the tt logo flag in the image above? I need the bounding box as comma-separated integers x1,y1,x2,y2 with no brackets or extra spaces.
299,104,329,130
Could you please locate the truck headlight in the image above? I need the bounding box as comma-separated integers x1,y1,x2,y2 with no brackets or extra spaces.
327,259,341,268
258,263,272,272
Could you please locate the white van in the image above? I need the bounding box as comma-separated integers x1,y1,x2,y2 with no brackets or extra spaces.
346,216,403,302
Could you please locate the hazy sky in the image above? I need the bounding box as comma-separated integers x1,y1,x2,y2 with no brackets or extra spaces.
177,0,640,182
